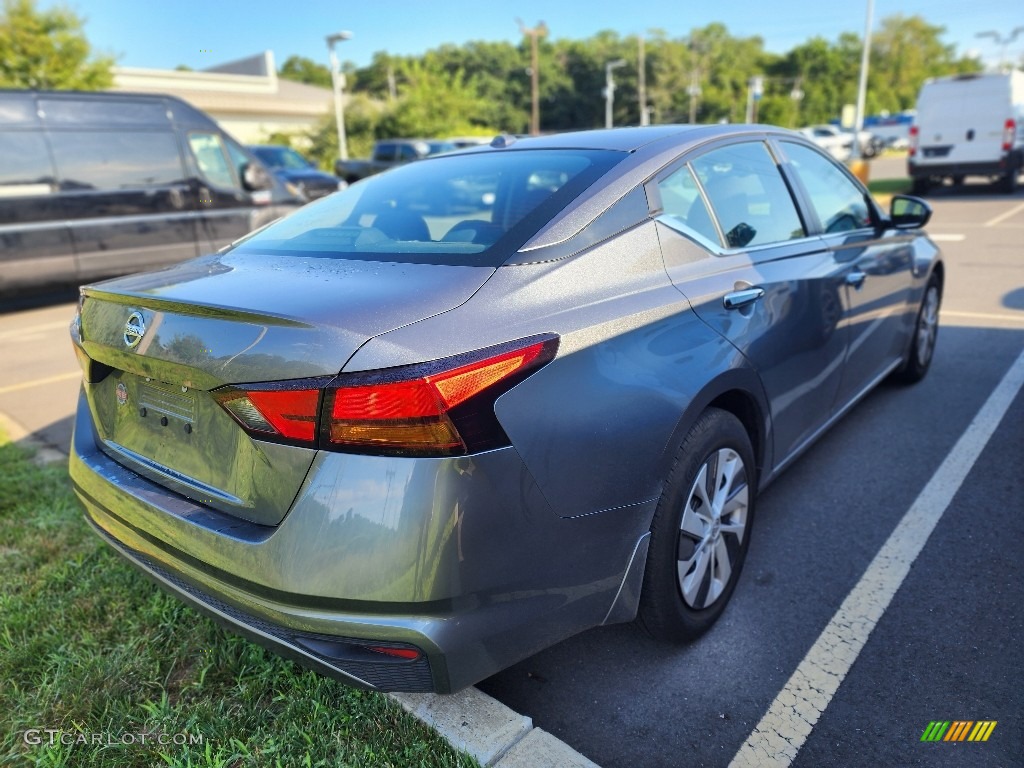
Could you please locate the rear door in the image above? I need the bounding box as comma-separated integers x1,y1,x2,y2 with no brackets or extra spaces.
654,139,849,463
777,140,915,404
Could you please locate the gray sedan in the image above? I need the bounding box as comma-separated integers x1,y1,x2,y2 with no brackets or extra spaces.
69,125,942,693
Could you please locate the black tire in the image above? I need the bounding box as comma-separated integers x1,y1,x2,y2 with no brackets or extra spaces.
911,177,930,196
997,171,1019,195
951,175,965,187
893,273,941,384
638,408,756,642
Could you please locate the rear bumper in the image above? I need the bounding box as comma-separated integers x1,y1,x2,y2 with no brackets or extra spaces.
908,153,1022,179
69,389,652,692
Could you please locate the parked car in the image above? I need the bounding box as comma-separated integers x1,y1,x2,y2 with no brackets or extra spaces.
334,138,457,184
70,125,942,694
908,71,1024,194
0,90,302,295
798,124,881,161
248,145,346,201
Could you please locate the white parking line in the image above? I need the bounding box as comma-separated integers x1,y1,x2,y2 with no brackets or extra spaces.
943,310,1024,325
730,347,1024,768
984,201,1024,228
0,371,81,395
929,234,965,242
0,319,73,341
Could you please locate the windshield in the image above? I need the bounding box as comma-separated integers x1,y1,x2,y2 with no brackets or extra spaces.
230,148,624,266
250,146,311,170
426,141,458,156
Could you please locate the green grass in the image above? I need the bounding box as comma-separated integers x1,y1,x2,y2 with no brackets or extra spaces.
867,177,912,196
0,433,478,768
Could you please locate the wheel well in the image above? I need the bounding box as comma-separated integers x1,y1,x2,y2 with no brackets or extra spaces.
930,261,944,297
706,389,766,481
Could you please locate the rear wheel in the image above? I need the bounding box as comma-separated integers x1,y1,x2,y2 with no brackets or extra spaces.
893,273,941,384
638,409,756,642
997,171,1019,195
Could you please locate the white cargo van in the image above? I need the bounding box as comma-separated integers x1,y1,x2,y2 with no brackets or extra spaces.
908,71,1024,194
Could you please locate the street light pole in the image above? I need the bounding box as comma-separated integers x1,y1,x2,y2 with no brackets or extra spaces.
326,30,353,162
976,27,1024,71
850,0,874,161
605,59,626,129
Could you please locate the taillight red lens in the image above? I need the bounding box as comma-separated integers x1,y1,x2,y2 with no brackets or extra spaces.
908,125,919,157
1002,119,1015,152
327,337,556,455
215,387,321,443
213,335,558,456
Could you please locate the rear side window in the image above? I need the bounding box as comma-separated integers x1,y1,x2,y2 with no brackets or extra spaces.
782,142,872,233
691,142,805,248
49,131,183,190
231,148,623,266
656,164,720,246
0,132,56,196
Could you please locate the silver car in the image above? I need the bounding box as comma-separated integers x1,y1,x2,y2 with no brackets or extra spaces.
70,125,942,693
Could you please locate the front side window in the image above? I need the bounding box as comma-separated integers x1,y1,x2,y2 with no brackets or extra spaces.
231,148,623,266
187,132,236,189
783,142,872,233
50,131,183,190
691,142,805,249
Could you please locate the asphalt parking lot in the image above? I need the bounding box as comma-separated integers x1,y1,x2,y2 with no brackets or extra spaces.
1,179,1021,768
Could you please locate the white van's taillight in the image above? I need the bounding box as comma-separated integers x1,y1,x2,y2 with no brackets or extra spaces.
1002,119,1015,152
908,125,919,158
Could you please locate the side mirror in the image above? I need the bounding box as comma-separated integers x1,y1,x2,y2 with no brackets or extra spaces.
241,162,273,192
889,195,932,229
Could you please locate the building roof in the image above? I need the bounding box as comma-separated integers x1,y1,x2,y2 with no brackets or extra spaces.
110,51,333,118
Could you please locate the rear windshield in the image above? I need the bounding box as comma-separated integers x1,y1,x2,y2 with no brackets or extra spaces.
230,148,624,266
250,146,311,170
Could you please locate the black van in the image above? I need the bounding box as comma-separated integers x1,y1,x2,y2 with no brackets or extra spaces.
0,90,302,295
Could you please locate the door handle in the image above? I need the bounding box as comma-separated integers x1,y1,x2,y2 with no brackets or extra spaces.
846,271,867,289
723,287,765,310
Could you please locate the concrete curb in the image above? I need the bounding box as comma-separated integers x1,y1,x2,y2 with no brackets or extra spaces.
0,411,67,466
390,688,598,767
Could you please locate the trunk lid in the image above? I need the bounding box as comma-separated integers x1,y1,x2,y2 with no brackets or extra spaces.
77,251,493,525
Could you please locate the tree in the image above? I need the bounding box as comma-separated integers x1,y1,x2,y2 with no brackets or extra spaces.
868,14,980,113
278,55,332,88
0,0,114,89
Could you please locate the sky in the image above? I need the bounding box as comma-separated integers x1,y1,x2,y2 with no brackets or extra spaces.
55,0,1022,72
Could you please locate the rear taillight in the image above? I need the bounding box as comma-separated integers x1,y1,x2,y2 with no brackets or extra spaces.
213,335,558,456
216,388,322,441
1002,119,1015,152
908,125,919,158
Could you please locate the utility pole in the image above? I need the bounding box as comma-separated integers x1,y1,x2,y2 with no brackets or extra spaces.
517,19,547,135
638,36,649,126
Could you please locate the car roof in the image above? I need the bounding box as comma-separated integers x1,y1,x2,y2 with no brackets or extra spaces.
472,124,790,153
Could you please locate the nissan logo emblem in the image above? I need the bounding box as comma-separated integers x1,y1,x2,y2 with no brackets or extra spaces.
124,311,146,348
